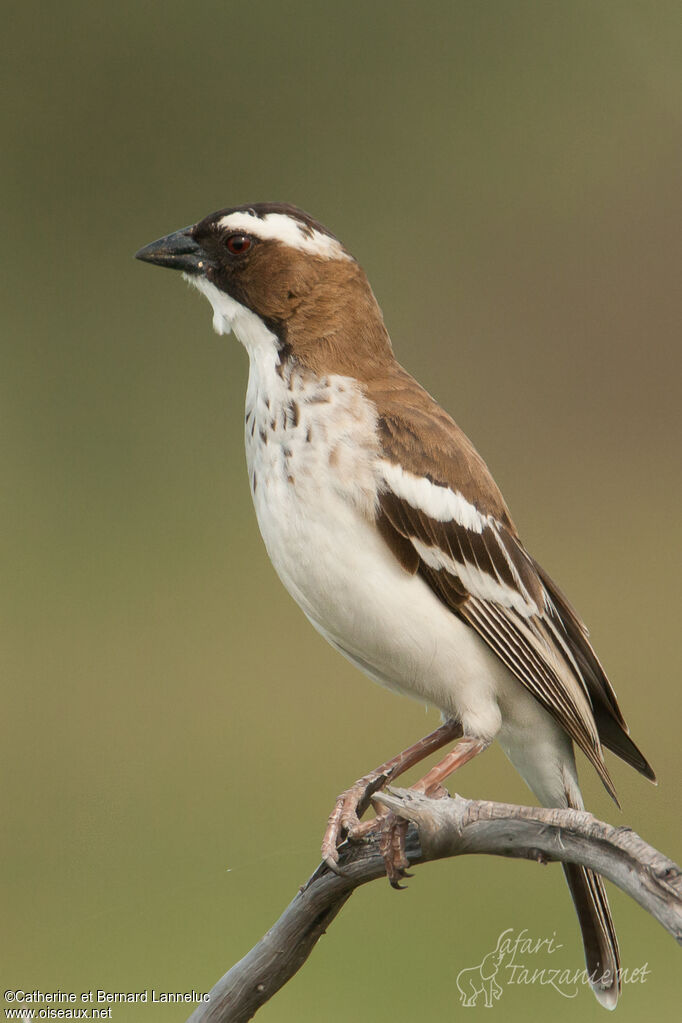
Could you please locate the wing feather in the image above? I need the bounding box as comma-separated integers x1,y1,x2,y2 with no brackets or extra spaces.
376,470,621,799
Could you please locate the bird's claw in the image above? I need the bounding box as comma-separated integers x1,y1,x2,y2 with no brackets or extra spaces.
321,772,414,887
321,769,395,870
378,813,413,888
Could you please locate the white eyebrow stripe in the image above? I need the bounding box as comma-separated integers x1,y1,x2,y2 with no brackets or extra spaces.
216,212,351,260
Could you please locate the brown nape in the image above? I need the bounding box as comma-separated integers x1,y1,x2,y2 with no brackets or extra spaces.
282,258,396,377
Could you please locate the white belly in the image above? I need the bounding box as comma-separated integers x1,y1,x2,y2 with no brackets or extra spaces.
244,360,511,741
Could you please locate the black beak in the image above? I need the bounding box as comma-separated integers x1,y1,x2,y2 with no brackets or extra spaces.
135,226,208,274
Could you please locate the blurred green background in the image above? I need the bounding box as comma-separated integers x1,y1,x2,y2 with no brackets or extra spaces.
2,1,680,1020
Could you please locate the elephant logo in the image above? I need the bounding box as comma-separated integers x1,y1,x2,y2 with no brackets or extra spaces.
456,946,506,1007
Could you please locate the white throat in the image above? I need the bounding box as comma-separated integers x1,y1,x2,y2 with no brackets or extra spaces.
185,275,279,359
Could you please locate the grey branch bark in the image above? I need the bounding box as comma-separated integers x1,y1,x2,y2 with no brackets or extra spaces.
186,789,682,1023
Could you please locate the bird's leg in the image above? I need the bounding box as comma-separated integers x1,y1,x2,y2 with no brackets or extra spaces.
321,719,463,871
411,736,491,795
374,735,491,887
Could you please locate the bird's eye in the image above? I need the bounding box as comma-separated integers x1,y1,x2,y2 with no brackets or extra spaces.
225,234,252,255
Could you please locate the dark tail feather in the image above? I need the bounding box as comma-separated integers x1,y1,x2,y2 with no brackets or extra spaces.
535,559,656,785
562,861,620,1008
595,707,657,782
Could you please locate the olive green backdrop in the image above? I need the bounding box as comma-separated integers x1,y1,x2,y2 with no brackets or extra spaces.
2,1,680,1020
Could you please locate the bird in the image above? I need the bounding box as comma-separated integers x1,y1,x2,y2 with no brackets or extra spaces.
136,202,655,1008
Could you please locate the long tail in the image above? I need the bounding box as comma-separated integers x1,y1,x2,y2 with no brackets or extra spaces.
563,792,621,1009
501,715,622,1008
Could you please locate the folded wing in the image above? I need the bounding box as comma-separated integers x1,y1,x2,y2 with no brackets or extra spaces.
372,391,654,795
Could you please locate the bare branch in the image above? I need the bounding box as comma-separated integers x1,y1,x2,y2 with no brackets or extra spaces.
186,789,682,1023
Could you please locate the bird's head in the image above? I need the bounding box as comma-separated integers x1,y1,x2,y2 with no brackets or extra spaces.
135,202,392,373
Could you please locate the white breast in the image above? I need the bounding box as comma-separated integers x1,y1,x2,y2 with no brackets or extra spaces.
244,347,379,611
